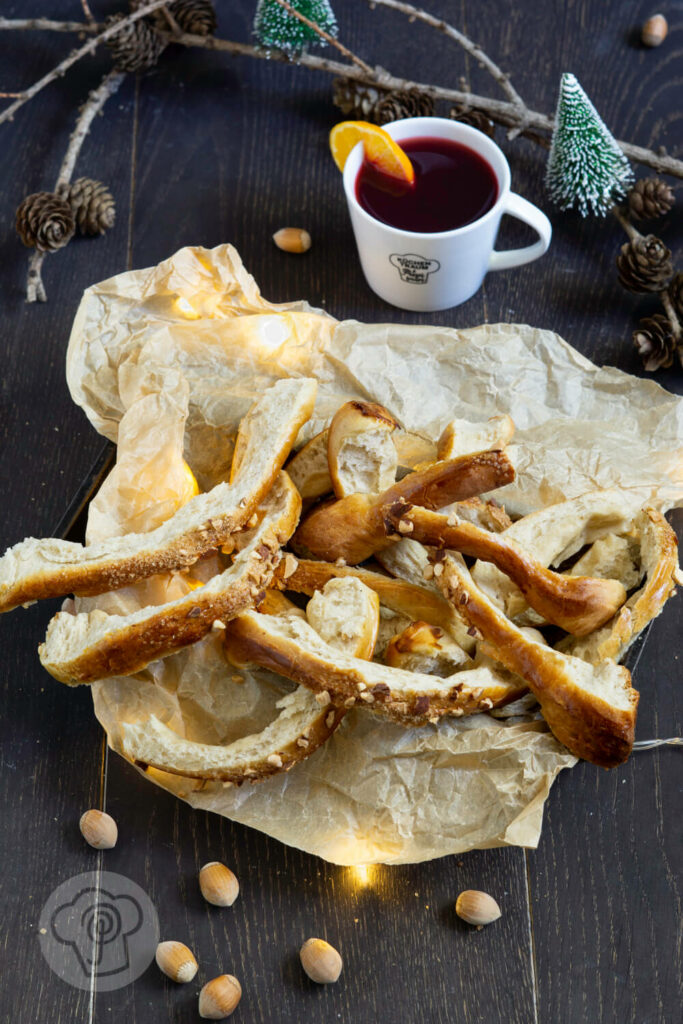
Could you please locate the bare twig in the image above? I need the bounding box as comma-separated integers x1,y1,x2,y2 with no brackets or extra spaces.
0,6,681,180
370,0,525,111
26,69,125,303
170,33,683,179
0,0,169,127
271,0,374,75
661,290,683,342
160,5,183,37
0,18,94,33
613,206,640,241
80,0,95,26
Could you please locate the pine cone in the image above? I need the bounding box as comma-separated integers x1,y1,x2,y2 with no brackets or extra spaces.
373,89,435,125
448,105,495,138
628,177,674,220
60,178,116,236
15,192,75,252
332,77,380,119
668,271,683,320
617,234,673,293
105,13,166,73
633,314,677,372
169,0,217,36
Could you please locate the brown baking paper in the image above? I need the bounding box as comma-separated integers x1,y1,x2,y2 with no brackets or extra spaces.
65,244,683,865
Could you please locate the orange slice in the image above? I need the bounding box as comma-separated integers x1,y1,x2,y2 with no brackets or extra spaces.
329,121,415,183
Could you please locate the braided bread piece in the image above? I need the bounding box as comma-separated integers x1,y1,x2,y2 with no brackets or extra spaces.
291,448,515,565
436,556,639,768
0,378,316,613
384,501,627,636
121,571,381,782
224,608,524,726
39,473,301,685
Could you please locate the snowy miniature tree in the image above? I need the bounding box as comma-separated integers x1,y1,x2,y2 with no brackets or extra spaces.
253,0,338,55
545,73,634,217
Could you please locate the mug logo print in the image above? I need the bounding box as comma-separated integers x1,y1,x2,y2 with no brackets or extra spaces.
39,871,159,991
389,253,441,284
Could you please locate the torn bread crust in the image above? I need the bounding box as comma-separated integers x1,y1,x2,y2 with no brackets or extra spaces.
0,378,317,613
305,577,380,660
291,448,515,565
385,502,627,636
273,557,474,651
437,556,639,768
437,415,515,461
120,690,346,783
285,428,333,506
559,508,679,664
38,473,301,685
327,400,400,498
224,609,524,726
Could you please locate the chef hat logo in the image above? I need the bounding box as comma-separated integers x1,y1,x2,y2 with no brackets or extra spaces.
39,872,159,991
389,253,440,284
51,886,143,978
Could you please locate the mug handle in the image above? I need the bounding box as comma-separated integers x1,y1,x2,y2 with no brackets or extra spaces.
488,192,552,271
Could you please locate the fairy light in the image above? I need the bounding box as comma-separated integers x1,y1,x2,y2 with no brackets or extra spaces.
175,296,200,319
349,864,376,888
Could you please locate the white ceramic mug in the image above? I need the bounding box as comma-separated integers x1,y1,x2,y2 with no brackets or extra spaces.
342,117,552,312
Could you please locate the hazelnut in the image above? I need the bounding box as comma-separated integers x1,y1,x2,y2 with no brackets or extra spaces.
455,889,502,926
273,227,312,254
199,862,240,907
79,809,118,849
155,940,198,983
299,937,343,984
641,14,668,47
199,974,242,1019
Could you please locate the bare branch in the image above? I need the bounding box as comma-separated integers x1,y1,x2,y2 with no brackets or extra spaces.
171,33,683,179
0,0,169,127
80,0,95,25
661,290,683,343
271,0,374,75
26,69,125,303
0,18,94,33
370,0,526,110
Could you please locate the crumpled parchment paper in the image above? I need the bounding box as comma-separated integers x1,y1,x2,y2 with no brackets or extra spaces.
64,244,683,865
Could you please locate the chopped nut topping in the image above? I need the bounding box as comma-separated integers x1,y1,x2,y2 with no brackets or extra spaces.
186,606,201,619
398,519,414,534
315,690,332,706
267,753,283,768
359,692,374,703
325,711,335,729
451,707,464,717
423,564,434,580
480,698,494,710
447,512,460,526
282,553,298,579
247,513,259,528
211,619,226,631
222,780,234,788
433,562,444,577
413,695,430,715
344,696,356,707
296,737,309,748
357,682,367,691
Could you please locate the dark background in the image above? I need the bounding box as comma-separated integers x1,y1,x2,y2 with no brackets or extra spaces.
0,2,681,1022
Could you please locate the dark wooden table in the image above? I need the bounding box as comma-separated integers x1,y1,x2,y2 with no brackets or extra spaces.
1,2,681,1022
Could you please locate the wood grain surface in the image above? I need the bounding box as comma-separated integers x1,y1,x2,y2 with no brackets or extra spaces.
0,1,680,1022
